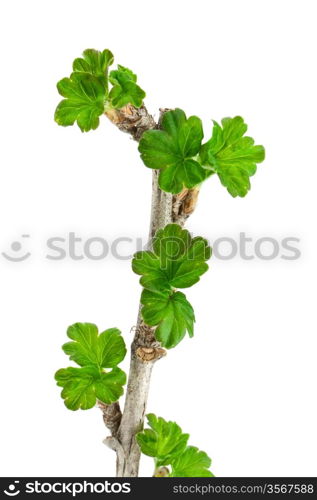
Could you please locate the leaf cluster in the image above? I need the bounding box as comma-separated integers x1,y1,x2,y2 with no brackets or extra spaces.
55,49,145,132
55,322,127,410
132,224,211,348
139,109,265,197
136,414,214,477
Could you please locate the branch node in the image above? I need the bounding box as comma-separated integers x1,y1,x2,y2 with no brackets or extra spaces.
132,322,158,347
153,466,170,477
136,346,166,363
172,187,200,224
103,436,124,456
103,436,126,477
97,401,122,436
105,104,156,141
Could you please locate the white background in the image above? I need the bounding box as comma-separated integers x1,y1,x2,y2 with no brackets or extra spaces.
0,0,316,478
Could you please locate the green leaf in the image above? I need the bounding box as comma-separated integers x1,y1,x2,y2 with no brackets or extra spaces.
170,446,214,477
55,322,127,411
138,109,206,193
141,289,195,349
109,65,137,85
109,65,145,108
132,224,211,292
136,414,189,466
73,49,114,76
62,322,126,369
200,116,265,197
55,365,126,410
72,49,114,91
137,414,214,477
133,224,210,348
54,72,106,132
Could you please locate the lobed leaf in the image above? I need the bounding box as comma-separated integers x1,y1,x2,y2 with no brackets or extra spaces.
200,116,265,197
55,322,127,410
109,65,145,108
136,414,189,466
138,109,206,194
73,49,114,77
62,322,126,369
137,414,214,477
54,72,106,132
170,446,214,477
55,365,126,411
132,224,211,293
141,289,195,349
54,49,146,131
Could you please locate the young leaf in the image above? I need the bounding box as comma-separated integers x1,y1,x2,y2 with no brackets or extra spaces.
109,65,137,85
109,65,145,108
54,72,106,132
138,109,206,194
136,414,189,465
55,322,127,410
62,322,126,369
137,414,214,477
55,365,126,411
141,289,195,349
132,224,211,293
73,49,114,76
170,446,214,477
200,116,265,197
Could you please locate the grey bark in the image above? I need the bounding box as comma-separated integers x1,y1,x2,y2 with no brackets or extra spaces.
114,170,174,477
102,105,200,477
